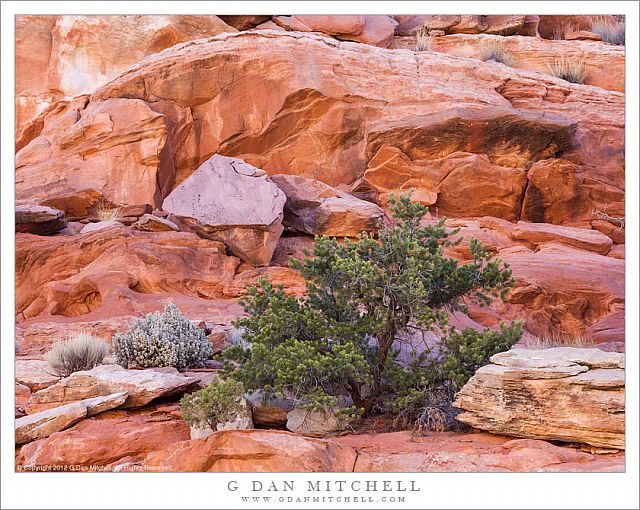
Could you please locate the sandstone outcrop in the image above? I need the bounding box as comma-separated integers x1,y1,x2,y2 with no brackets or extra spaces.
15,360,60,391
419,34,625,92
272,15,366,36
163,155,286,266
28,365,197,411
15,15,236,144
16,98,169,208
454,348,625,449
218,15,271,30
511,221,613,254
537,15,617,40
16,392,127,444
15,226,241,325
334,431,623,472
271,174,383,236
16,403,190,469
15,205,66,235
14,30,623,231
133,214,180,232
502,244,624,339
393,15,528,36
141,429,358,472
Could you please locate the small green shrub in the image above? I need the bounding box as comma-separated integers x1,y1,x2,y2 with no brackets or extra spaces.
591,17,625,45
112,303,212,371
224,191,522,430
548,55,588,84
180,378,246,430
46,332,108,377
479,40,517,67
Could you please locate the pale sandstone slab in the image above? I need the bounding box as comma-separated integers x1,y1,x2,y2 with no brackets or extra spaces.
162,154,286,266
16,392,127,444
454,348,624,449
29,365,197,410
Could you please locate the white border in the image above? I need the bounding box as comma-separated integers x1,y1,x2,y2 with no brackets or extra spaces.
1,2,638,509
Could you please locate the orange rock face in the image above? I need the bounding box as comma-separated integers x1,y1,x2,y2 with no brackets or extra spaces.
16,98,170,208
16,404,190,470
537,15,617,40
17,31,623,229
15,15,236,145
12,15,626,474
423,34,625,92
141,429,357,472
503,244,624,339
334,431,624,472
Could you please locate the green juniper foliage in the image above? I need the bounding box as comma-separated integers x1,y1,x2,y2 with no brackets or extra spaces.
224,192,522,424
113,303,212,371
180,378,246,430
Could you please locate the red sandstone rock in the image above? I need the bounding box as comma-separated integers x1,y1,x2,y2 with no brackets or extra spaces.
585,306,625,344
133,214,180,232
591,219,625,244
16,404,190,469
272,16,365,35
520,159,624,227
16,98,169,208
511,221,613,255
162,154,286,266
141,429,357,472
424,34,625,92
15,227,241,324
502,243,624,338
564,30,603,42
537,15,617,40
15,15,236,143
79,30,621,201
15,383,31,410
333,431,623,472
271,174,383,236
336,16,398,47
15,205,66,235
271,236,315,267
218,16,271,31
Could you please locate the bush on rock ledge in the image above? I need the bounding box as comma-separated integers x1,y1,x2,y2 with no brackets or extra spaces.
113,303,212,371
223,192,522,429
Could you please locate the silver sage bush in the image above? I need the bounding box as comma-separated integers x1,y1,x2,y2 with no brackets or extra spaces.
112,303,212,371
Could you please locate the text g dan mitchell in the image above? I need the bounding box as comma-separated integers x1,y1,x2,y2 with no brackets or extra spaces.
227,480,421,493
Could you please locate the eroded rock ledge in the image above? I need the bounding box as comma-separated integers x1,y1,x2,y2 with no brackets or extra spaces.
454,347,624,449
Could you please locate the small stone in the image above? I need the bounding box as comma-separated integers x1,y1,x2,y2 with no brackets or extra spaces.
133,214,180,232
80,220,124,234
564,30,603,41
16,204,66,235
286,408,343,437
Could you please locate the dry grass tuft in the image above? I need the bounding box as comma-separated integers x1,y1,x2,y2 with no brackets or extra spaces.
415,25,434,52
93,200,123,221
548,54,589,84
590,17,625,45
46,332,109,377
520,334,595,350
479,39,517,67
